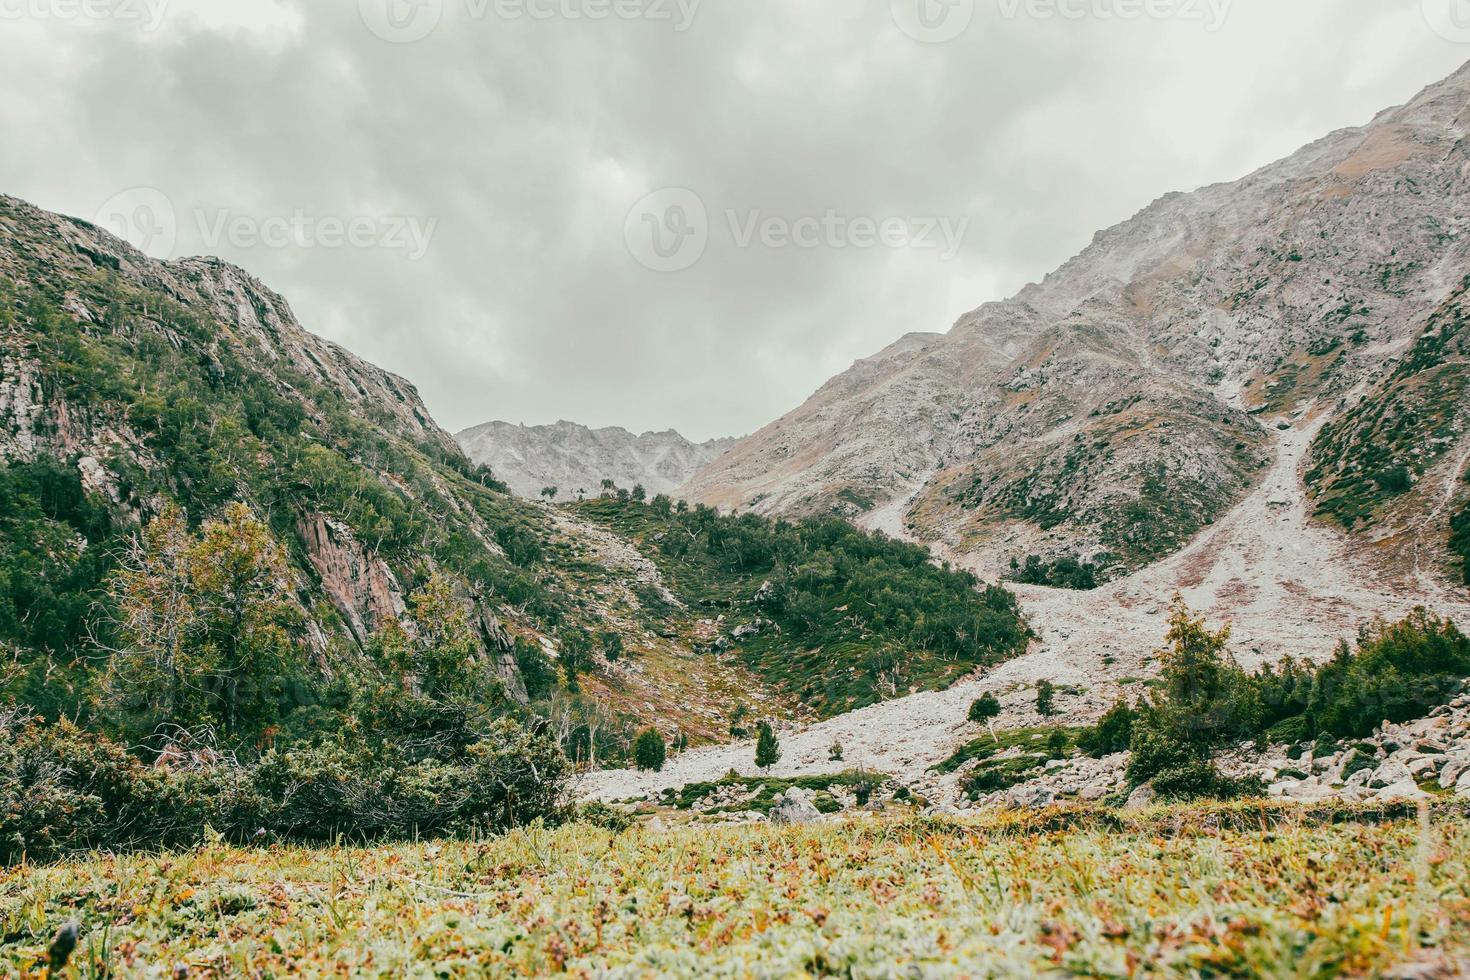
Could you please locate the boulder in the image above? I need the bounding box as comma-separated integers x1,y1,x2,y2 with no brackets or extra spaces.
1078,784,1111,802
1003,785,1056,810
1439,758,1470,790
768,788,821,825
1375,778,1429,801
1272,779,1337,802
1368,762,1413,789
1122,784,1157,811
1457,769,1470,799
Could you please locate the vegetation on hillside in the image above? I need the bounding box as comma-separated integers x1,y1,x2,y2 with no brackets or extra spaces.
1452,475,1470,585
1076,601,1470,799
1007,553,1099,590
1308,277,1470,529
5,804,1466,976
571,495,1030,716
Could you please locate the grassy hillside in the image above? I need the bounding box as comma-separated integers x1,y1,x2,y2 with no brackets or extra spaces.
570,496,1030,716
6,803,1466,976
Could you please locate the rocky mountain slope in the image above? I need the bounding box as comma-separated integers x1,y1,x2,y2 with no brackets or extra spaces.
0,193,1033,759
685,60,1470,592
586,61,1470,803
456,419,733,501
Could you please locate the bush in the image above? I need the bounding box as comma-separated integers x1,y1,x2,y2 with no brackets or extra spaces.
1077,698,1135,757
634,729,666,772
0,711,570,863
968,694,1001,723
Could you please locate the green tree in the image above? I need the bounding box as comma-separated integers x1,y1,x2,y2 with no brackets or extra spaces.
634,728,666,771
968,693,1001,723
104,503,302,743
540,486,558,502
1036,680,1057,717
362,573,505,757
755,720,781,769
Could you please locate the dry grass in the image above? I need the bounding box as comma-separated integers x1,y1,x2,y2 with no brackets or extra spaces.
3,802,1469,977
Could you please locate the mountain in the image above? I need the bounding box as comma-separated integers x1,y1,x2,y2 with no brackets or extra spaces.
685,61,1470,593
456,419,734,501
0,193,1030,757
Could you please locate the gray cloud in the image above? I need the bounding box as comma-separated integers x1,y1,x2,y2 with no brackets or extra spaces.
0,0,1466,440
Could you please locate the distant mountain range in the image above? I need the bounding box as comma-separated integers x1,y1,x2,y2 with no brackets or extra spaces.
456,419,736,501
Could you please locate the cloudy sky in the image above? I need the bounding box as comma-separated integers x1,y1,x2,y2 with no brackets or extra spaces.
1,0,1467,440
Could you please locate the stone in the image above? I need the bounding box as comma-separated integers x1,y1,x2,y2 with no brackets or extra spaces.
1273,779,1336,802
1078,784,1111,802
768,789,821,825
1122,784,1156,811
1004,785,1055,809
1439,758,1470,790
1368,762,1413,789
1374,779,1429,801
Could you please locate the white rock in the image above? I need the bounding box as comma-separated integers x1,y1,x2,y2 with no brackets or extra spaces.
1375,778,1429,801
1368,762,1413,789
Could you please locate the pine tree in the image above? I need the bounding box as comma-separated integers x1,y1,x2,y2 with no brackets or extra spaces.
634,728,666,772
755,720,781,769
1036,680,1056,717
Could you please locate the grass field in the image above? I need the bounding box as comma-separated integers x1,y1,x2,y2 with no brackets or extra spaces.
4,803,1469,977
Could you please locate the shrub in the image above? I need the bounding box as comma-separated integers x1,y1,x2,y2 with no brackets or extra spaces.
1077,698,1135,757
634,729,666,772
968,694,1001,723
1046,730,1069,759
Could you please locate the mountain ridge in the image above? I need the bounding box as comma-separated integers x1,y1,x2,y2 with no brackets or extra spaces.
683,57,1470,588
457,418,736,501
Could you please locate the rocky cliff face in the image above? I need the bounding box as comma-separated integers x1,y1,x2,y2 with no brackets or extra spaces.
0,194,532,695
685,60,1470,583
456,419,734,501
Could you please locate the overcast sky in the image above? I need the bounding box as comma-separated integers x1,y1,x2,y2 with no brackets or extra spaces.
1,1,1467,441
